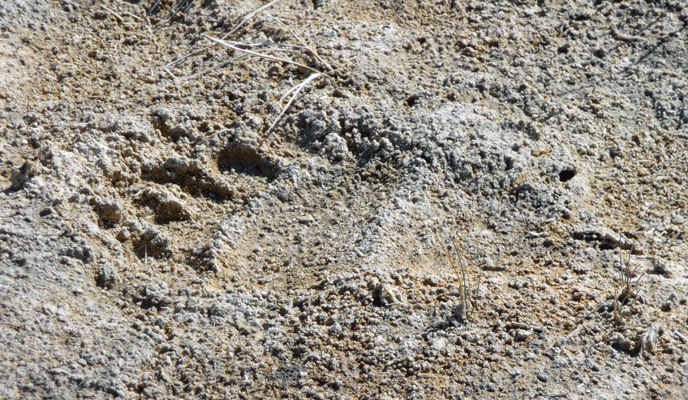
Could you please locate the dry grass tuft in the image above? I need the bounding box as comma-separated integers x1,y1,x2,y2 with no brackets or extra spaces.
613,245,646,325
434,227,476,322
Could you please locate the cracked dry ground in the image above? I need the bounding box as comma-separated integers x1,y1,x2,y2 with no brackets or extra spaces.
1,0,688,399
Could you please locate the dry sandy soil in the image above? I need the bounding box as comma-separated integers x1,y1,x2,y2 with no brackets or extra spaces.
1,0,688,399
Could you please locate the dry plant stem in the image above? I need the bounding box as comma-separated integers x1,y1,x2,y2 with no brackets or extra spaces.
202,35,324,75
433,229,470,320
222,40,277,49
614,248,630,324
232,72,323,184
184,54,247,80
452,236,471,316
226,0,284,38
122,10,144,22
224,40,318,55
147,0,163,16
224,41,316,64
171,0,195,20
613,245,644,325
166,46,214,69
163,67,178,81
265,12,334,72
166,0,282,69
638,323,660,355
264,72,322,137
257,47,314,63
557,325,584,347
674,331,688,343
144,15,153,35
99,5,124,23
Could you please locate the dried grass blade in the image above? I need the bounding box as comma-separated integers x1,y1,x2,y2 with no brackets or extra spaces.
147,0,163,16
203,35,323,75
99,5,124,23
226,41,315,64
163,66,178,81
184,54,246,80
265,12,333,72
225,0,284,38
166,48,210,69
232,72,321,184
266,72,322,135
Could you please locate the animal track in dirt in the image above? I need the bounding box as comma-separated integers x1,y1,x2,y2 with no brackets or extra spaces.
141,156,234,201
217,141,281,181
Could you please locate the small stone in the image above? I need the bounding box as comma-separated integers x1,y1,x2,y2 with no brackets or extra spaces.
10,160,37,190
609,332,633,352
94,197,122,226
432,337,448,352
423,275,441,287
514,329,533,342
96,262,119,289
652,259,679,278
373,283,400,307
332,88,353,99
323,132,349,161
537,371,549,382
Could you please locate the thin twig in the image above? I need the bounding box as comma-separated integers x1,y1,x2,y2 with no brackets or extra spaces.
226,0,284,38
232,71,323,184
225,41,316,65
553,325,584,348
163,66,178,81
122,9,144,22
170,0,195,21
434,228,471,321
223,40,316,64
165,0,283,70
451,235,471,316
221,40,312,53
265,12,333,72
40,67,58,81
99,5,124,23
183,54,246,80
144,15,154,35
266,72,322,136
202,35,324,75
147,0,163,16
167,41,268,70
279,78,307,104
613,245,644,325
166,48,208,69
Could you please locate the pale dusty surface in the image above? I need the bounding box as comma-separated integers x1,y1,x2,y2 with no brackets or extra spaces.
1,0,688,399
